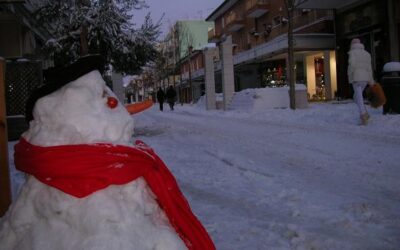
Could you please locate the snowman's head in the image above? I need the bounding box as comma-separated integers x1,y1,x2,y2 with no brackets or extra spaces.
23,57,134,146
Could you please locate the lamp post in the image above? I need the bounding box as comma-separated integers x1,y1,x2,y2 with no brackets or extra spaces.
188,45,193,103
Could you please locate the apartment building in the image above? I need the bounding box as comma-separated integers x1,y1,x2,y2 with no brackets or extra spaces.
158,20,214,103
179,47,213,102
204,0,337,101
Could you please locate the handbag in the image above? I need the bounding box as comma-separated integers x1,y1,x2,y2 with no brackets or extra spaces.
366,83,387,108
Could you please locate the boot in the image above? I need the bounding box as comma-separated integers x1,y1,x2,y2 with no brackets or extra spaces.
359,113,369,126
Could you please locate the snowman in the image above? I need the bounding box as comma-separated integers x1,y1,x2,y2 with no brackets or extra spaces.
0,55,215,250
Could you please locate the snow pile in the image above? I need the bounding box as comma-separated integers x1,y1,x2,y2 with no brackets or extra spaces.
383,61,400,72
197,85,308,111
196,87,400,136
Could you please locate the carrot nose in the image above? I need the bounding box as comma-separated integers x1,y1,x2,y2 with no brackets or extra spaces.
125,99,153,114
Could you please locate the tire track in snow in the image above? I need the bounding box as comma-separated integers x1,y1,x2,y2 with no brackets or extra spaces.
142,109,400,249
144,110,400,202
166,110,400,145
178,179,375,250
203,149,275,179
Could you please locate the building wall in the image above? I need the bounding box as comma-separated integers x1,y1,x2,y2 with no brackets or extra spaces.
235,64,260,90
335,0,393,98
0,4,52,63
207,1,334,93
394,0,400,60
0,18,22,58
176,20,214,60
209,0,334,55
180,51,204,81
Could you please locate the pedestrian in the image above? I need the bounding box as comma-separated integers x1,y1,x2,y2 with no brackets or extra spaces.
347,38,374,125
156,87,165,111
166,85,177,111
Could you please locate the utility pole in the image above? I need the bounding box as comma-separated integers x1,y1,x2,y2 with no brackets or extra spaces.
287,0,295,109
188,45,193,103
285,0,308,110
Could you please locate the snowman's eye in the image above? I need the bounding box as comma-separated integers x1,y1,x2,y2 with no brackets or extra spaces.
102,90,107,98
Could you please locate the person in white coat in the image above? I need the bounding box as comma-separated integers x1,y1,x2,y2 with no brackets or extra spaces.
347,38,374,125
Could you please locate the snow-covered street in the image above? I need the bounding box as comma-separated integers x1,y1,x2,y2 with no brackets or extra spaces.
6,93,400,250
132,99,400,250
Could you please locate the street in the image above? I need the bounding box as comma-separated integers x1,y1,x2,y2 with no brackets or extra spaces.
134,104,400,250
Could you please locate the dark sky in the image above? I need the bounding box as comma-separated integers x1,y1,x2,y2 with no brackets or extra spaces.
133,0,224,37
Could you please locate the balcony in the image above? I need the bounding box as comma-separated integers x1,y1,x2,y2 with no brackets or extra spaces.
245,0,270,18
293,10,335,34
225,11,245,32
208,28,220,43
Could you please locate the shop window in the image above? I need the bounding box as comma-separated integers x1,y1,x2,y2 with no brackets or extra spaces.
314,57,326,101
262,60,287,88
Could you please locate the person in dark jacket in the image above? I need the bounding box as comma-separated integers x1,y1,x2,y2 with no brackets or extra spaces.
165,86,177,111
156,87,165,111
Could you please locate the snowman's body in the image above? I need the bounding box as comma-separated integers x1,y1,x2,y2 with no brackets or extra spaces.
0,71,187,250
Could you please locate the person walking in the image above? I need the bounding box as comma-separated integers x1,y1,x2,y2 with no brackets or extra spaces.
156,87,165,111
166,85,177,111
347,38,374,125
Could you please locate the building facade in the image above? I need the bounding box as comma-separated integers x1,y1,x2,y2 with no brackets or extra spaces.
204,0,338,101
179,48,210,102
157,0,399,106
297,0,399,99
335,0,399,98
158,20,214,103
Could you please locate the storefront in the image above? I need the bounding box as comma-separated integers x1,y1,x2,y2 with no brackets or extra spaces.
233,48,337,102
296,0,399,100
303,51,337,101
335,0,390,98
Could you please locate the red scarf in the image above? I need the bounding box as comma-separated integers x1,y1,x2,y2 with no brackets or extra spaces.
14,138,215,250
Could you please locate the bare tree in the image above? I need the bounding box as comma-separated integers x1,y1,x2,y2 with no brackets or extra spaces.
176,22,195,59
175,22,195,102
283,0,307,110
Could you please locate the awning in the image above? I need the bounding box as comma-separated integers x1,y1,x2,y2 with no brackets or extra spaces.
234,33,335,65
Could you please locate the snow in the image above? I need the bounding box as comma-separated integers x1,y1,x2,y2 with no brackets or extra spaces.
122,75,138,87
383,62,400,72
3,87,400,249
136,96,400,250
25,71,134,146
16,58,30,62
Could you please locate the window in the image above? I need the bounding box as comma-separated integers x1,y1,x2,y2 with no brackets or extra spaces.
273,16,282,26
